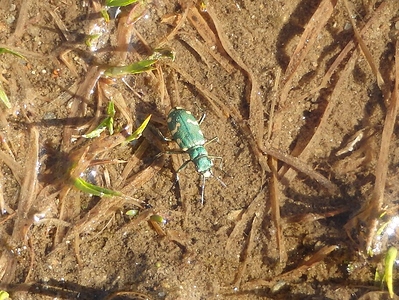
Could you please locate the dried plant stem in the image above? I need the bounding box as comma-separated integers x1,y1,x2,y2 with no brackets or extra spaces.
0,125,39,283
62,66,104,151
7,0,31,44
268,156,286,262
345,39,399,251
279,0,338,107
187,7,235,74
158,3,190,47
47,7,73,42
278,0,391,182
225,189,266,258
280,51,357,181
232,215,259,288
116,139,149,188
262,143,338,194
206,4,265,158
315,1,387,94
0,149,23,184
242,245,337,290
13,125,39,229
343,0,385,90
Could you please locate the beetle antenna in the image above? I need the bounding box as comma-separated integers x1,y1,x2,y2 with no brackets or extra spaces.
209,169,227,188
214,174,227,187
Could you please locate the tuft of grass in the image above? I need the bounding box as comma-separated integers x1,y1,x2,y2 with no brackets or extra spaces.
73,114,151,197
83,101,115,138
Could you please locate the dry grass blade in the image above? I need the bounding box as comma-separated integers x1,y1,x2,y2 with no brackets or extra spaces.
284,206,348,224
242,245,338,290
232,215,259,289
279,49,358,181
0,125,39,283
320,1,389,90
187,6,235,74
345,39,399,252
261,143,338,194
225,189,266,258
167,61,228,120
12,125,39,227
158,2,190,47
105,290,154,300
7,0,31,44
116,139,149,188
47,7,73,42
343,0,385,90
206,4,265,156
113,10,139,63
0,149,23,184
279,0,338,107
0,171,5,214
278,1,392,182
62,66,104,150
121,155,165,195
268,156,286,262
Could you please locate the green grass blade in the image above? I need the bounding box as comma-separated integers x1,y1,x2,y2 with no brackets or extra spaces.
107,101,115,134
100,9,110,22
126,209,138,216
0,47,27,60
82,122,108,138
0,84,11,109
85,34,102,48
73,177,121,197
107,100,116,117
150,48,175,61
105,0,139,7
125,114,151,143
0,290,9,300
104,59,157,77
384,246,397,298
150,214,166,224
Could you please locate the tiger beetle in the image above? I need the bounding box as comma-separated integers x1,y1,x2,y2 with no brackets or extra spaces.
166,107,224,205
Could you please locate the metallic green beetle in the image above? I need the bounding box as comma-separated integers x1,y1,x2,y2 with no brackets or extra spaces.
167,107,220,204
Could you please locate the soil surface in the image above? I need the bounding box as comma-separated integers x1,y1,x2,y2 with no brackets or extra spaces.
0,0,399,299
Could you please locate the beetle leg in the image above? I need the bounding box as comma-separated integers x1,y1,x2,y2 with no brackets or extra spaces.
200,173,206,206
204,136,218,146
209,155,223,165
165,149,187,155
154,149,186,160
198,112,206,125
154,127,172,142
176,159,192,173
